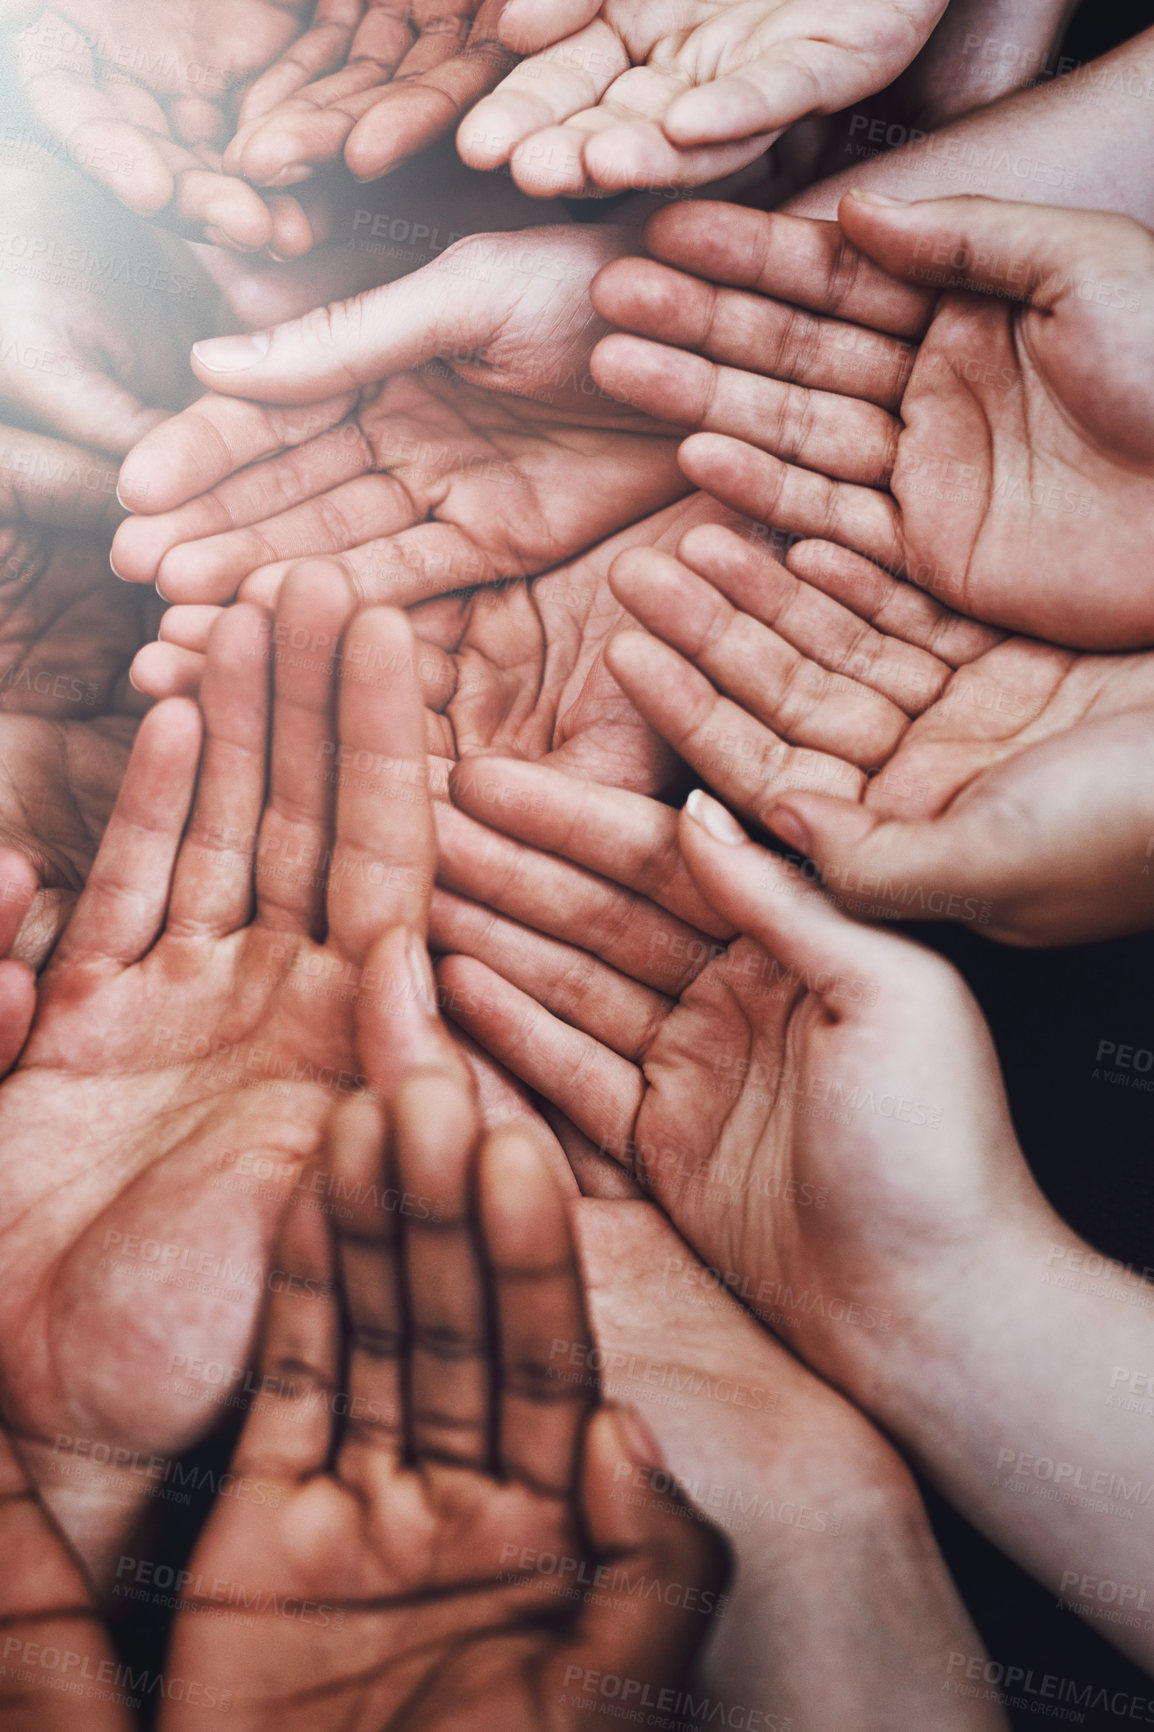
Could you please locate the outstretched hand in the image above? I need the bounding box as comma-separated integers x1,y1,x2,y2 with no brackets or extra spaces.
598,522,1154,945
591,195,1154,648
223,0,516,192
164,1060,725,1729
0,559,437,1583
112,225,685,610
458,0,946,196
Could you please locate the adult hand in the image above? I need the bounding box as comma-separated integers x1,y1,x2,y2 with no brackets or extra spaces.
0,560,436,1584
0,1419,131,1732
597,522,1154,945
0,149,216,457
111,226,686,609
6,0,322,252
591,195,1154,648
425,760,1041,1410
163,1067,725,1729
457,0,946,196
223,0,516,191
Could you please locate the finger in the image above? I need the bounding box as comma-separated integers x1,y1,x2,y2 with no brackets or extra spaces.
434,794,722,990
437,953,642,1167
231,1177,338,1480
679,789,928,1014
0,961,36,1076
836,190,1145,307
256,560,358,935
591,336,898,485
430,888,676,1055
188,256,500,402
328,1090,405,1471
343,27,516,182
393,1067,490,1470
158,605,222,652
677,525,956,713
115,393,358,532
496,0,600,56
447,758,730,937
642,202,933,339
357,924,463,1090
234,58,413,188
0,355,166,460
609,542,911,761
579,116,775,197
604,629,864,830
0,847,37,958
591,259,914,410
457,19,627,171
481,1124,593,1494
171,163,278,253
0,425,122,535
129,640,207,700
234,0,364,133
53,698,202,967
784,540,1004,670
327,608,435,959
677,431,904,573
166,606,270,939
155,472,414,606
12,30,174,215
556,1405,727,1701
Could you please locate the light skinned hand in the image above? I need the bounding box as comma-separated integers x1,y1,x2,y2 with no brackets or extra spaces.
591,194,1154,649
6,0,322,252
111,226,685,610
0,559,438,1585
457,0,946,196
163,1054,726,1731
598,523,1154,946
427,761,1154,1673
222,0,517,191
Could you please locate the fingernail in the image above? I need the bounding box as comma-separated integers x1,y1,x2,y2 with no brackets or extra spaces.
686,788,747,846
847,189,910,206
192,330,270,372
766,804,812,857
611,1403,667,1471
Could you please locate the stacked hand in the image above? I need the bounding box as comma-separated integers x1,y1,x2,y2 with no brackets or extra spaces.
457,0,946,196
6,0,325,252
112,225,686,612
590,193,1154,648
0,559,437,1581
596,521,1154,945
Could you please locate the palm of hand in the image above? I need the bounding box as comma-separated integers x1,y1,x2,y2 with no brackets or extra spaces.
167,1452,581,1731
884,291,1154,647
462,0,942,193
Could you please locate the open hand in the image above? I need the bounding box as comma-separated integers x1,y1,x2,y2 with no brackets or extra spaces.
0,559,435,1583
457,0,945,196
111,226,685,610
591,195,1154,648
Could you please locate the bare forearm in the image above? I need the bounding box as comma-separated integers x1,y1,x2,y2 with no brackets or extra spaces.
787,26,1154,223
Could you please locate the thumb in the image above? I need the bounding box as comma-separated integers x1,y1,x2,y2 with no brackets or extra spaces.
188,246,495,403
678,789,937,1014
836,190,1151,311
764,791,998,932
496,0,603,54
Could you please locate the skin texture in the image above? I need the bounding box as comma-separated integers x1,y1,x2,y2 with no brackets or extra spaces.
163,1067,726,1732
0,522,161,967
0,563,440,1585
422,763,1154,1672
111,225,686,611
590,194,1154,650
221,0,517,191
596,525,1154,946
4,0,321,252
456,0,946,196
